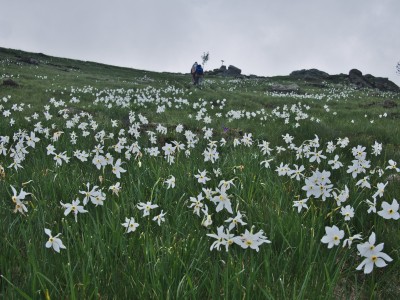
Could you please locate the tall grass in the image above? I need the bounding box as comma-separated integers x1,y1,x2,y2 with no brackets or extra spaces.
1,48,399,299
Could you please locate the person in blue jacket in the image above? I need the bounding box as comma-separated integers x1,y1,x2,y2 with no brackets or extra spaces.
194,64,204,85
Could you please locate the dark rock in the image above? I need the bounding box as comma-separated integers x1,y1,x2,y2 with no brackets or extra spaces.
382,99,397,108
207,64,242,77
349,68,363,78
17,56,39,65
3,79,19,87
349,69,373,89
269,83,300,93
207,65,227,76
328,73,348,84
225,65,242,76
371,76,400,93
290,69,330,81
348,69,399,92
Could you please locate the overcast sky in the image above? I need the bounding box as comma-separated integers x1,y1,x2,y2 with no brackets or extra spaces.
2,0,400,85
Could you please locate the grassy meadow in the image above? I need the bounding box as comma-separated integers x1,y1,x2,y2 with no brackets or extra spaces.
0,47,400,299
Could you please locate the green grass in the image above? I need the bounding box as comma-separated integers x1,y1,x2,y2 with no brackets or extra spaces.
1,47,400,299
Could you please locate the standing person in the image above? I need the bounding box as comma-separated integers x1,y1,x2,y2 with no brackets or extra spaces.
191,62,198,83
194,64,204,85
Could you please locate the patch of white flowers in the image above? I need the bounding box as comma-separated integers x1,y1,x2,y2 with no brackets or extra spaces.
1,79,398,276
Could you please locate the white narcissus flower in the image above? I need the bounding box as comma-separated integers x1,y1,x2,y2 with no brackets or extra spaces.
260,159,273,169
91,190,106,207
211,186,233,214
207,226,236,252
373,182,388,198
309,150,326,164
321,225,344,248
213,168,222,177
293,198,309,213
241,133,253,147
377,199,399,220
122,217,139,233
60,198,87,222
276,162,289,176
225,211,247,231
356,232,392,274
366,198,377,214
194,170,210,184
188,193,204,217
112,159,126,179
11,185,30,215
328,154,343,169
342,234,362,248
92,155,107,170
45,228,66,253
207,226,228,251
152,210,167,226
371,141,382,156
137,201,158,217
357,232,377,257
234,228,271,252
386,159,399,172
203,147,219,163
356,251,393,274
340,205,355,221
287,164,305,181
109,182,121,196
218,179,235,190
258,140,273,156
164,175,176,189
201,204,212,227
79,182,100,205
162,143,175,156
26,131,40,148
356,176,371,189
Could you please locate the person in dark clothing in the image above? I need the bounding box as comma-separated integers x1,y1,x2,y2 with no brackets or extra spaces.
191,62,198,83
194,64,204,85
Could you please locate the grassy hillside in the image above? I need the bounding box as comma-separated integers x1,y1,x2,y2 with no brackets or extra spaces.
1,47,399,299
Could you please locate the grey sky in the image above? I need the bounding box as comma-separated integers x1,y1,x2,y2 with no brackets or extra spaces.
2,0,400,85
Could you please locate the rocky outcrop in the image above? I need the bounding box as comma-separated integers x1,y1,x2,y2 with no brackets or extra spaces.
289,68,399,92
207,65,242,77
348,69,373,89
3,79,19,87
382,99,397,108
290,69,330,81
16,56,39,65
269,83,300,93
225,65,241,76
349,70,400,93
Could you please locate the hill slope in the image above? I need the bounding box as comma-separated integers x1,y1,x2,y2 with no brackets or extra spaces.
1,47,400,299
